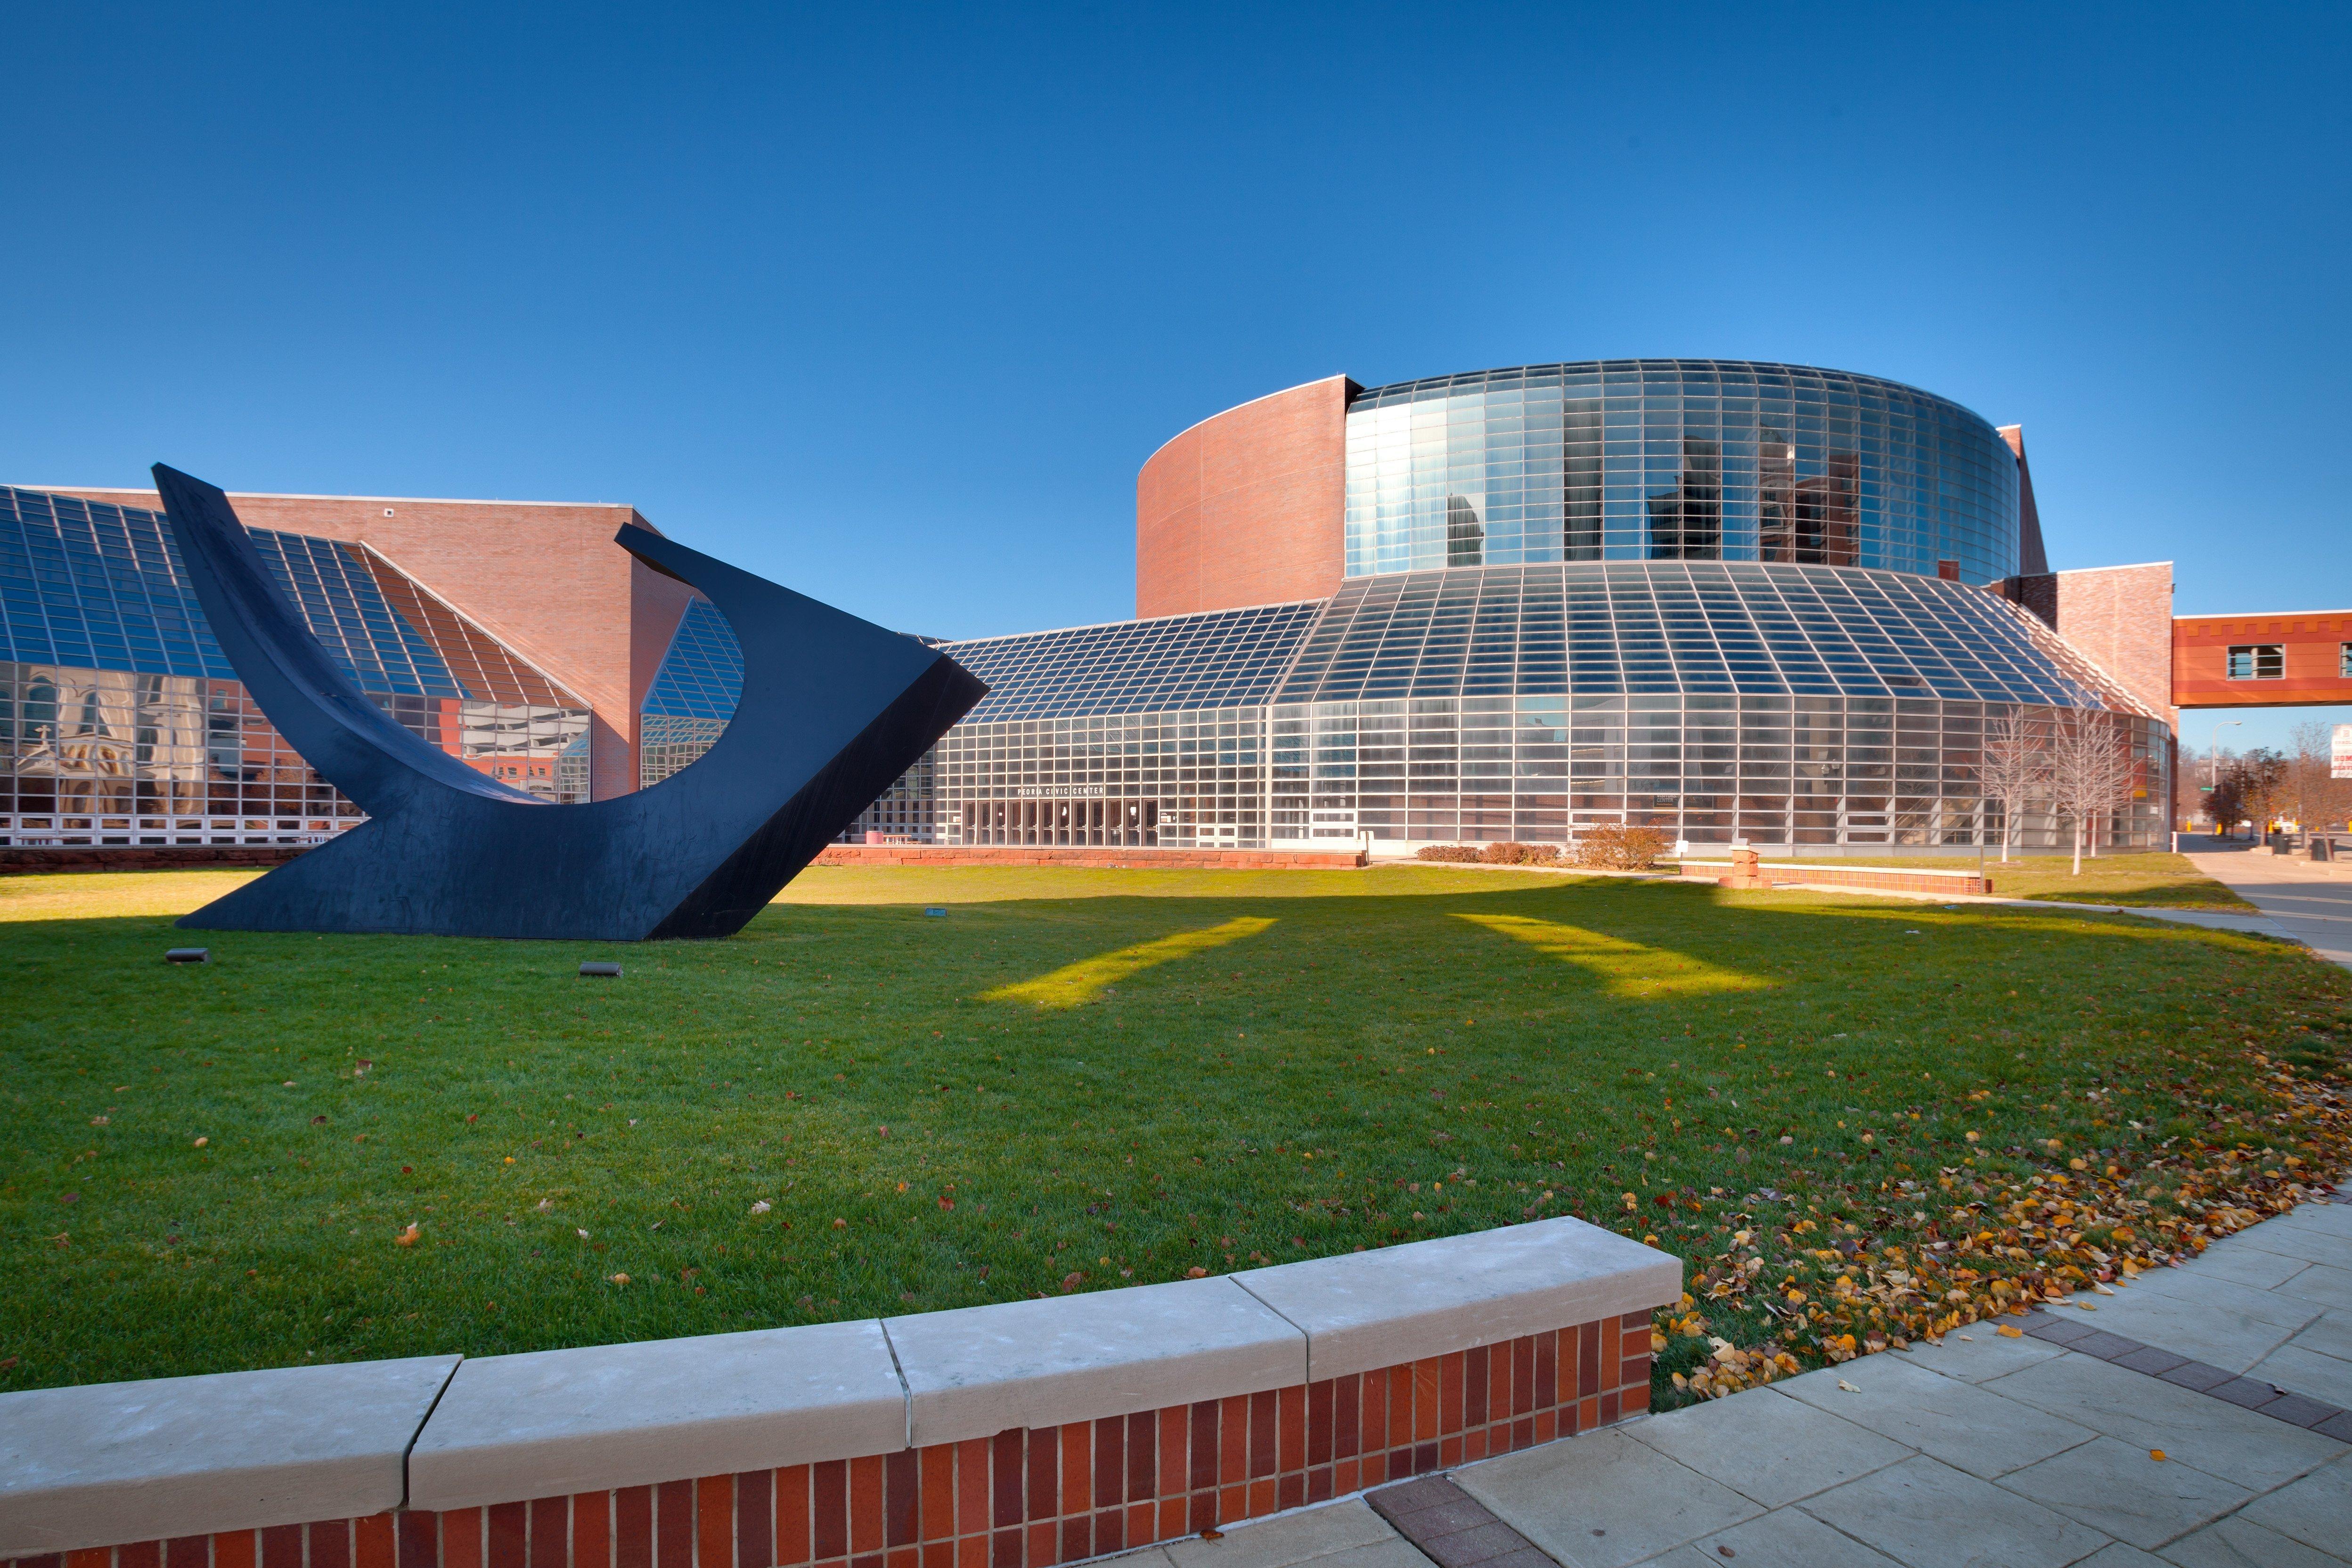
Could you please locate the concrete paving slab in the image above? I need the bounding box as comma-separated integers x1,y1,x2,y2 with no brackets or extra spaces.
2281,1307,2352,1360
2071,1547,2172,1568
2235,1451,2352,1559
1895,1328,2067,1384
2187,1237,2316,1291
1799,1455,2112,1568
2221,1221,2352,1271
1658,1505,1903,1567
2275,1203,2352,1240
1618,1385,1911,1507
1979,1351,2347,1491
1775,1355,2095,1479
2276,1266,2352,1311
2067,1271,2319,1372
2246,1342,2352,1408
1164,1500,1396,1568
1993,1437,2250,1550
888,1276,1305,1445
2156,1514,2350,1567
1288,1543,1430,1568
1450,1427,1762,1568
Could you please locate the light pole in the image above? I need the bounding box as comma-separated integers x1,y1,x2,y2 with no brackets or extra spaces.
2209,719,2242,841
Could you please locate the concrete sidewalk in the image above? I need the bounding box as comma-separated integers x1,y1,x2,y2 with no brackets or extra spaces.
1122,1187,2352,1568
2183,841,2352,972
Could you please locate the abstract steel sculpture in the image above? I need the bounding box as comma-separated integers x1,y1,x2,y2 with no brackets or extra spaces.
153,464,984,940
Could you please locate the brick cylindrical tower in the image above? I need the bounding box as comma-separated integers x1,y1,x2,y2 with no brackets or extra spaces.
1135,375,1352,618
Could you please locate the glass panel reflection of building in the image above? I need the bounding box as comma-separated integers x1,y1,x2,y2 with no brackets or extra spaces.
1344,363,2011,583
0,487,590,846
637,599,743,790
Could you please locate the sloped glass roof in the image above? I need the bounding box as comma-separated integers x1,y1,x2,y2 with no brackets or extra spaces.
945,600,1323,723
640,597,744,720
1274,563,2138,710
0,486,582,707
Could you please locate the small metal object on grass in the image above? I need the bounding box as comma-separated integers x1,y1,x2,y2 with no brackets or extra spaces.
579,962,622,978
165,947,210,964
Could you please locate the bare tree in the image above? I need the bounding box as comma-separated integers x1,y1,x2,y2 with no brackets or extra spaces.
2288,720,2352,832
2226,748,2291,838
2045,711,2137,874
1977,711,2047,862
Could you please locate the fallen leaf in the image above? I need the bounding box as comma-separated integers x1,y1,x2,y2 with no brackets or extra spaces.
1186,1266,1208,1279
750,1200,772,1215
394,1224,419,1247
576,1228,590,1240
193,1136,208,1148
1836,1379,1859,1392
2150,1449,2166,1462
1997,1326,2025,1338
90,1116,107,1126
609,1273,630,1286
832,1217,848,1229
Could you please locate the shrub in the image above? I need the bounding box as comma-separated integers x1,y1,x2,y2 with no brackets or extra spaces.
1572,824,1672,870
1480,841,1563,866
1413,844,1484,862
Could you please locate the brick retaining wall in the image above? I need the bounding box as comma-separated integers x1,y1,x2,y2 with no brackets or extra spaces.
812,847,1368,871
0,1224,1676,1568
0,846,309,876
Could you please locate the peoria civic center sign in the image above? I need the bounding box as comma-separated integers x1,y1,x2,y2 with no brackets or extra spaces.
2335,723,2352,780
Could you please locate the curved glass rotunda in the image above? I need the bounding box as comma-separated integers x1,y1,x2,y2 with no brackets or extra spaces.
1345,362,2025,585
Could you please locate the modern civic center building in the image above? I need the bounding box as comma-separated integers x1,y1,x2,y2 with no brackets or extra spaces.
21,357,2348,859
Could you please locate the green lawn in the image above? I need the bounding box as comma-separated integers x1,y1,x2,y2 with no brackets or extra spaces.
2,864,2344,1400
1673,851,2256,910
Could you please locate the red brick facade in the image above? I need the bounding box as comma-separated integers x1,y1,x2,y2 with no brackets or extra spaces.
0,1319,1650,1568
1135,379,1352,619
41,489,693,800
1996,564,2177,729
2174,610,2352,710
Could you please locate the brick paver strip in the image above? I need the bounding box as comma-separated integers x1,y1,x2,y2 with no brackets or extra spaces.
1367,1476,1561,1568
2020,1307,2346,1430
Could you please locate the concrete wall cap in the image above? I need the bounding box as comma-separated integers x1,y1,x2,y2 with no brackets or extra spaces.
406,1320,903,1512
886,1276,1305,1446
1231,1218,1679,1382
0,1354,460,1559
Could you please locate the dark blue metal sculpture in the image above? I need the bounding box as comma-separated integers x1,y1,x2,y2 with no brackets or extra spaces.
153,465,984,940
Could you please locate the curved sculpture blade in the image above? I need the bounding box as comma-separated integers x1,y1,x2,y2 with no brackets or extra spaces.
154,464,985,940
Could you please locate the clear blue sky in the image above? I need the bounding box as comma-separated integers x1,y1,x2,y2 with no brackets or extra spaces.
3,4,2346,746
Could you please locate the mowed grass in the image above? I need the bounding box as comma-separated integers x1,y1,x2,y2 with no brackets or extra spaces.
2,864,2344,1394
1682,851,2256,910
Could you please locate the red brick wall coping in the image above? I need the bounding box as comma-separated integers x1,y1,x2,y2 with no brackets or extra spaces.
810,848,1369,871
0,1222,1675,1568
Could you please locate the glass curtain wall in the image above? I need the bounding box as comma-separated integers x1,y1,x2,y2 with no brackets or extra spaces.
1344,362,2020,585
0,487,591,846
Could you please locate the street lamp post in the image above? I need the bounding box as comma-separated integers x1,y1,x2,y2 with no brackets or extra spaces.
2210,719,2242,841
